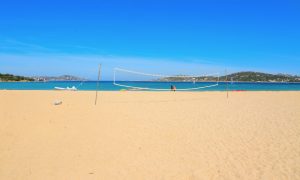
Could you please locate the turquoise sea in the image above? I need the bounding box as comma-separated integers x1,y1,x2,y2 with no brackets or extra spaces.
1,81,300,91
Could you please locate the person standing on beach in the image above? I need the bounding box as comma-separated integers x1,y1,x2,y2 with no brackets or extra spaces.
171,85,176,91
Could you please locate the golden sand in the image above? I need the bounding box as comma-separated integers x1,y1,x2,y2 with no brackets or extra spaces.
0,91,300,179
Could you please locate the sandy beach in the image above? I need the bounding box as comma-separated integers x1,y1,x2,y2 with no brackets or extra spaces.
0,91,299,179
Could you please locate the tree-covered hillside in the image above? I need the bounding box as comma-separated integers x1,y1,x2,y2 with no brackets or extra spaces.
158,72,300,82
223,72,300,82
0,73,34,82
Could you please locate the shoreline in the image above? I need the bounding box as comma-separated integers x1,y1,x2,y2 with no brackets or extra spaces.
1,80,300,83
1,89,300,92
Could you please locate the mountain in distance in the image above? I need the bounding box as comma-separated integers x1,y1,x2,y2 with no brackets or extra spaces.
32,75,86,81
1,72,300,82
223,72,300,82
158,71,300,82
0,73,86,82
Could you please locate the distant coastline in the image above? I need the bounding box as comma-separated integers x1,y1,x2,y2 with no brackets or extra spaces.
157,71,300,83
1,71,300,83
0,74,85,82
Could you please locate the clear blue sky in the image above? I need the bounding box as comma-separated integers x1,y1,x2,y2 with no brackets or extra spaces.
0,0,299,79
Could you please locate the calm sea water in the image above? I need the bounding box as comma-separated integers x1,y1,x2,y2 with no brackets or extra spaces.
1,81,300,91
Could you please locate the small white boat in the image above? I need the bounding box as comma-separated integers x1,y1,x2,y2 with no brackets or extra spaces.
54,86,77,91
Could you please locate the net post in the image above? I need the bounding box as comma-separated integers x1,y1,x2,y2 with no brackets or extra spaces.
95,64,101,105
225,69,229,98
113,68,116,84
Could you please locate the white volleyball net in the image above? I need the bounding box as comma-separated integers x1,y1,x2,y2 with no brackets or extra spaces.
113,68,220,91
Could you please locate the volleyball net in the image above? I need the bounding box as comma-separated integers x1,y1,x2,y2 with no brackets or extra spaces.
113,67,220,91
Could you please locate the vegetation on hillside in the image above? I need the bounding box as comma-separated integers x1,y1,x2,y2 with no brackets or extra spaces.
1,71,300,82
222,72,300,82
158,72,300,82
0,73,34,82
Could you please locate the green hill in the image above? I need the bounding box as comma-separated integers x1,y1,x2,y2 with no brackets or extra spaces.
221,72,300,82
1,71,300,82
158,72,300,82
0,73,34,82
